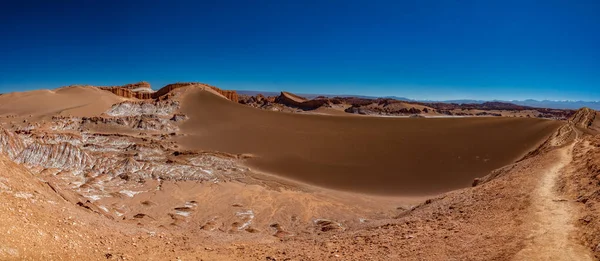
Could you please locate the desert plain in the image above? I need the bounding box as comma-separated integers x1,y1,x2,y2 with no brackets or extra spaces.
0,82,598,260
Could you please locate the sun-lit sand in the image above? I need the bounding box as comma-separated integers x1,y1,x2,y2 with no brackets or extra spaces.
0,86,125,118
176,88,562,195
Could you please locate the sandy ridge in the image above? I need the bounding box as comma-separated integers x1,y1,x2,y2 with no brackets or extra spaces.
514,127,594,260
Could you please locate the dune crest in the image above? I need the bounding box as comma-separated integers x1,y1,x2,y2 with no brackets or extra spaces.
0,86,125,117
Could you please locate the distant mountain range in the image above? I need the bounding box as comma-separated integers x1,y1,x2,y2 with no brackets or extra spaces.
236,90,600,110
417,99,600,110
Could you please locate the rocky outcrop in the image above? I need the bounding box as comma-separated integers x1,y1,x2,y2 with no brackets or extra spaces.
100,87,154,99
154,82,238,102
117,81,151,90
0,127,25,160
82,115,179,132
240,92,575,119
344,106,369,115
569,107,597,130
344,104,422,116
99,82,239,102
274,92,329,110
170,114,188,122
560,134,600,259
313,218,345,232
15,142,93,171
239,94,277,109
97,82,154,99
106,100,179,117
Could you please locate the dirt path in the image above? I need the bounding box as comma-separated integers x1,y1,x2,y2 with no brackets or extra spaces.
513,136,594,261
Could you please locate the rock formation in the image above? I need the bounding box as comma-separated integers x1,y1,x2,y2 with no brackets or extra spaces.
569,107,597,130
96,81,154,99
0,127,25,160
99,87,154,99
344,103,422,115
274,92,329,110
98,82,239,102
559,127,600,259
152,82,238,102
239,91,575,119
16,142,93,171
81,115,179,132
106,100,180,117
0,101,248,224
238,94,278,110
117,81,152,91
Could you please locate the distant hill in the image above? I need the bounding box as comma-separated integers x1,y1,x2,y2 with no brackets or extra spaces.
236,90,410,101
509,100,600,110
237,90,600,110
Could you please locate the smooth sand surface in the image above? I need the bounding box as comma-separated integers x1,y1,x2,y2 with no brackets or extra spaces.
176,89,563,195
0,86,124,118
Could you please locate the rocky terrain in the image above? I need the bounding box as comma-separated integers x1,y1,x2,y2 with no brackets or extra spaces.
98,82,239,102
239,91,575,119
0,83,597,260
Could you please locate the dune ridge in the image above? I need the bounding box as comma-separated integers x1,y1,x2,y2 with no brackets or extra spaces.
0,86,126,117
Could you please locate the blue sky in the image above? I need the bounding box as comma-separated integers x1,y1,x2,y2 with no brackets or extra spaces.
0,0,598,101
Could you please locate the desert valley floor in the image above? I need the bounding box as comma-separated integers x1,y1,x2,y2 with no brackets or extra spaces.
0,83,599,260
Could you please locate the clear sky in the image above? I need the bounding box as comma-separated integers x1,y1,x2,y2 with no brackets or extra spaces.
0,0,598,101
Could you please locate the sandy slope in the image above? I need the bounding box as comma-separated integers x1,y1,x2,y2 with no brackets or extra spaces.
3,123,595,260
563,132,600,259
220,124,596,261
0,86,125,118
176,88,563,195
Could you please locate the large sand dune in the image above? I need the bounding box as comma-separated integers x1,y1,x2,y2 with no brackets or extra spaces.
177,89,563,195
0,86,125,118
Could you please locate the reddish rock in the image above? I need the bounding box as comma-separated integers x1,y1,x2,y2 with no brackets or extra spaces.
0,127,25,160
569,107,596,129
151,82,238,102
97,82,239,102
118,81,151,90
274,92,329,110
